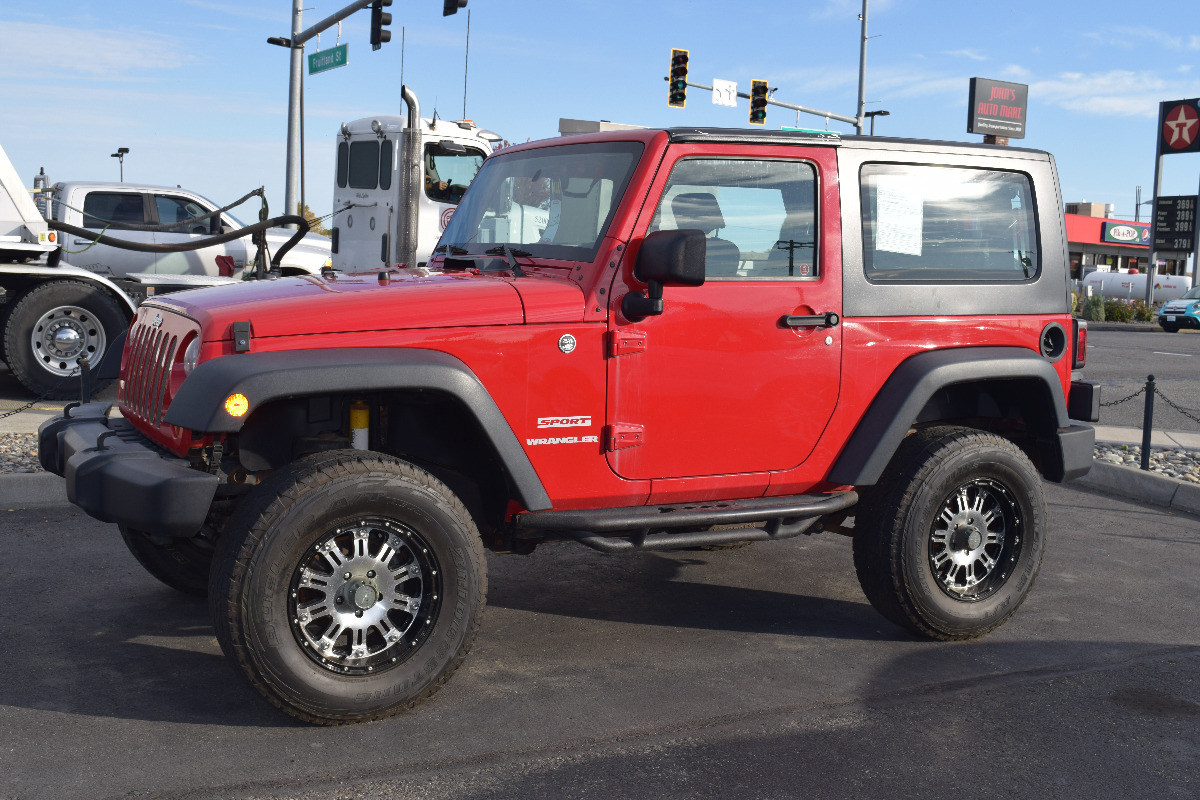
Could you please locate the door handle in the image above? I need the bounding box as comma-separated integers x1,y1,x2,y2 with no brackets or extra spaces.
783,312,840,328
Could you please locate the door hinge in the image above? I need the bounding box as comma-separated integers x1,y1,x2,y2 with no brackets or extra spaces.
605,423,645,451
607,329,647,357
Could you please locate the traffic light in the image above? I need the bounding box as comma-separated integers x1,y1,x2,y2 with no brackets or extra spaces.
668,48,689,109
370,0,392,50
749,80,768,125
443,0,467,14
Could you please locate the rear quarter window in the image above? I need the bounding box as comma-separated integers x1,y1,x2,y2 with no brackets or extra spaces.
860,164,1038,283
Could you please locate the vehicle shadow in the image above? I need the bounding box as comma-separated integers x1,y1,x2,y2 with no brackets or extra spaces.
484,538,899,642
0,584,297,728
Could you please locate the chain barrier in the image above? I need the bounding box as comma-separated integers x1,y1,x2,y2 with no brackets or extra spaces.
1099,379,1200,428
1100,386,1145,408
0,367,83,421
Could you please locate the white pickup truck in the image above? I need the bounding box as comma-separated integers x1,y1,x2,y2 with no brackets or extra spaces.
0,169,330,398
49,181,331,279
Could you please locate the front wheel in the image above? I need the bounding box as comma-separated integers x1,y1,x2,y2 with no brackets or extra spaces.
1160,321,1180,333
119,525,214,597
210,451,487,724
853,426,1046,641
2,281,126,398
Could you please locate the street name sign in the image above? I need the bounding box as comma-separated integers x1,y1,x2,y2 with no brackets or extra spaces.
308,44,348,76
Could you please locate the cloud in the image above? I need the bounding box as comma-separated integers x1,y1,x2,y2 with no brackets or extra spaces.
1032,71,1179,118
1084,26,1200,52
945,49,987,62
0,21,190,81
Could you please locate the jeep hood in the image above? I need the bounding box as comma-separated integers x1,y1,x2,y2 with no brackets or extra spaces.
154,270,585,340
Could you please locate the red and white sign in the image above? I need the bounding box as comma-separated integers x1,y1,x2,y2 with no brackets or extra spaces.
1159,100,1200,155
439,206,456,231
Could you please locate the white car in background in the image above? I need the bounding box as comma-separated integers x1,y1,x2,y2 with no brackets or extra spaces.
50,181,331,277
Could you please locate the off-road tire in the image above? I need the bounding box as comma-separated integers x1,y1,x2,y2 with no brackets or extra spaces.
119,525,214,597
2,281,125,399
210,450,487,725
853,425,1046,641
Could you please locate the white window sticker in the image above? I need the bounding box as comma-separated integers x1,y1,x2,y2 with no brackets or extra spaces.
874,175,923,257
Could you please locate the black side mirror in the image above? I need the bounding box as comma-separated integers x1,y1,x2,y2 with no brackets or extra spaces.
211,216,223,236
621,229,706,322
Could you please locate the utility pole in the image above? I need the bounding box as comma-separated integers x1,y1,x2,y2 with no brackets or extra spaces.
856,0,868,135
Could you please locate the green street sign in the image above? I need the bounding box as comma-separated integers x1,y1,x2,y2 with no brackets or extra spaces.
308,44,348,75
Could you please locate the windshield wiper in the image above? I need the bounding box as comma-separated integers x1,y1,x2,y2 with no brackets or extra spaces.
484,245,529,277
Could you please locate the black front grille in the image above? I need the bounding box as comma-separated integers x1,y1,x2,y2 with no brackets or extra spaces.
120,321,180,427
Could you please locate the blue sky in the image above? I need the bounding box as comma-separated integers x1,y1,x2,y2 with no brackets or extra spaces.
3,0,1199,223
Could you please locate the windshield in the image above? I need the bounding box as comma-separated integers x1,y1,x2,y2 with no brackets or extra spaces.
437,141,644,262
1181,287,1200,301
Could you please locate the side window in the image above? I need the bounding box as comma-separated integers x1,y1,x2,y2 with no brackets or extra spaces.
336,142,349,188
82,192,147,229
860,164,1038,283
155,195,212,233
348,141,379,189
379,139,394,191
424,144,486,204
649,158,818,279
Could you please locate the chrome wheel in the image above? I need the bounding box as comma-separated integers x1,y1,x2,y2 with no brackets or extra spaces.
31,304,106,377
929,477,1022,601
290,517,441,674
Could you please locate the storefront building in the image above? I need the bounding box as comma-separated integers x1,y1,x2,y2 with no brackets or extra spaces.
1065,202,1189,280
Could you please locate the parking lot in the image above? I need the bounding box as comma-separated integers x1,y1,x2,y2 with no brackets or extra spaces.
1,481,1196,800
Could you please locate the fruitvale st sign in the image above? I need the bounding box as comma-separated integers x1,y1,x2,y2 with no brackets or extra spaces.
308,44,348,75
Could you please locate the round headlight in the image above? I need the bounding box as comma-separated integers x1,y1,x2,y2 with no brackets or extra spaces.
183,338,201,375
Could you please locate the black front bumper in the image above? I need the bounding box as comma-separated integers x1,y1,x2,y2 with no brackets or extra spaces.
1159,313,1200,329
38,403,218,537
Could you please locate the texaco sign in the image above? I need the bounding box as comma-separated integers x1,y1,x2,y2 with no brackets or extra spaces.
1159,99,1200,155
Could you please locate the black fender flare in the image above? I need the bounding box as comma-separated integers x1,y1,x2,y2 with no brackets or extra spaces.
828,347,1076,486
165,348,552,511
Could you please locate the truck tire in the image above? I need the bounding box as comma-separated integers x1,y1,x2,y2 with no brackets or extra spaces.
852,426,1046,641
210,450,487,724
119,525,214,597
3,281,125,399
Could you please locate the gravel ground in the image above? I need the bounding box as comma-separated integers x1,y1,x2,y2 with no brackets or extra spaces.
5,431,1199,480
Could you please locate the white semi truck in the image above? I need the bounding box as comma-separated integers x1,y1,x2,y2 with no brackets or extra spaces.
331,87,499,270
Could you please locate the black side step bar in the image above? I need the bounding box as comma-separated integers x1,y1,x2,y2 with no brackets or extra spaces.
516,492,858,553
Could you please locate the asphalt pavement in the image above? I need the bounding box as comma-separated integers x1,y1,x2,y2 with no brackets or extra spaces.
1,481,1197,799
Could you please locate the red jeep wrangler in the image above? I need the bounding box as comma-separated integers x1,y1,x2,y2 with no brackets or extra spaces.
40,127,1099,724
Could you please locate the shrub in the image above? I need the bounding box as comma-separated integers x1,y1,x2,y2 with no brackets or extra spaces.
1081,295,1105,321
1071,290,1080,316
1131,300,1154,322
1104,300,1132,323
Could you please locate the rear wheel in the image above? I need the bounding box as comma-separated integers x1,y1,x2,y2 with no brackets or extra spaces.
853,426,1046,640
210,450,487,724
2,281,126,398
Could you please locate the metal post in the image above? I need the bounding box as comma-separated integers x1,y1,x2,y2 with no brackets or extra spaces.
855,0,868,135
1140,374,1156,471
1144,102,1168,305
283,0,304,230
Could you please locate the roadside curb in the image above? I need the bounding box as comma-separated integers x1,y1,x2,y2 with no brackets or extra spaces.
1070,461,1200,516
1085,322,1163,333
0,472,67,508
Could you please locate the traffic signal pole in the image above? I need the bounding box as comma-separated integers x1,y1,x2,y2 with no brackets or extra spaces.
668,77,859,128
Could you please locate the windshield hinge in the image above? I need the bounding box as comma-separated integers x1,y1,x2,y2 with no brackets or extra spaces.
605,423,645,451
607,329,647,357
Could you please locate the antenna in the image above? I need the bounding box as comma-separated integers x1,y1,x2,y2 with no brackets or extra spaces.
463,9,470,118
